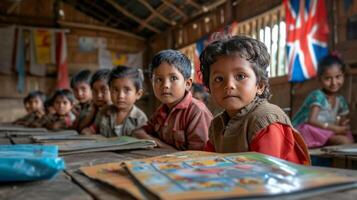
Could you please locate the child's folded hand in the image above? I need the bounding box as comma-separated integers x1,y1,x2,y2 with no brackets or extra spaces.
334,125,350,134
81,127,95,135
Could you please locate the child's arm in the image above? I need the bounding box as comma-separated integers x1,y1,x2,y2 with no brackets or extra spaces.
77,104,97,131
250,123,310,165
132,128,175,149
308,105,349,134
185,108,213,150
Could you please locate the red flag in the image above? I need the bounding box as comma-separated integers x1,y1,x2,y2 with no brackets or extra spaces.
56,32,69,89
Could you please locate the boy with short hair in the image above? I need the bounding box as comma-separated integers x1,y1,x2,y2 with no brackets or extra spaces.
200,35,309,165
78,69,112,131
70,69,93,130
132,49,213,150
43,89,76,130
14,90,46,126
81,66,147,137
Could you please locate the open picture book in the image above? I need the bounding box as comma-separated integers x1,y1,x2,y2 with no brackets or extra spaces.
82,151,357,200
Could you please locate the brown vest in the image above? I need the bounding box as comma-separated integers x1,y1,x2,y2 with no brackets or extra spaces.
209,98,309,160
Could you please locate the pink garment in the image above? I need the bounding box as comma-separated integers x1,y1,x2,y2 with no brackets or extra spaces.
296,123,354,148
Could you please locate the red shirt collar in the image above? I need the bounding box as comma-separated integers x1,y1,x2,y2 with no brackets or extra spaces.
158,91,193,115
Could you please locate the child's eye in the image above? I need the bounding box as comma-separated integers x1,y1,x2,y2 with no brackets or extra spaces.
170,76,178,81
124,87,132,93
235,74,246,81
214,76,223,83
154,77,162,83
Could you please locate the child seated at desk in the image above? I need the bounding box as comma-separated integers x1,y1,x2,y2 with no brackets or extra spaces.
71,70,93,131
78,69,112,132
13,90,46,126
132,50,213,150
292,54,354,148
201,35,309,165
81,66,147,137
42,89,77,130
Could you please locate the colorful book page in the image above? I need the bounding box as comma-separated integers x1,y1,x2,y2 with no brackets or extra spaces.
123,151,357,200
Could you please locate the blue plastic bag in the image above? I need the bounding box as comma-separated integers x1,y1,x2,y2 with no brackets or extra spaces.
0,145,65,182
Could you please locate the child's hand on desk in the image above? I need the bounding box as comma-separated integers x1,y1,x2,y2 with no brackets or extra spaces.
81,127,95,135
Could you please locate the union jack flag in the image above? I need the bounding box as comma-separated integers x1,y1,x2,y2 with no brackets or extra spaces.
284,0,329,82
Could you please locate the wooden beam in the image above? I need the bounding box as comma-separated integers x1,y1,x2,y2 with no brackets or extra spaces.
161,0,187,19
0,14,55,27
6,2,20,14
138,0,175,26
186,0,200,10
106,0,161,34
136,3,166,32
58,20,145,41
82,0,131,28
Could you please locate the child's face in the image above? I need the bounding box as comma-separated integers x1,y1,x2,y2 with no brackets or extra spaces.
209,55,264,117
319,64,344,94
92,80,111,108
110,77,142,111
73,82,92,104
54,96,73,116
28,97,44,113
24,102,31,113
152,62,192,109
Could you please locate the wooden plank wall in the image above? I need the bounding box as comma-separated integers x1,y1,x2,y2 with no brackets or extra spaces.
0,1,147,122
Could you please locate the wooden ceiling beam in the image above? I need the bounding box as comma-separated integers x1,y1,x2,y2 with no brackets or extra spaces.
138,0,175,26
82,0,131,28
161,0,187,19
106,0,161,34
186,0,200,10
6,2,20,14
136,3,166,32
58,20,145,40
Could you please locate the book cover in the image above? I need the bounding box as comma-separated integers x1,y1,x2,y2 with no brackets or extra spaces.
122,151,357,200
58,136,157,155
81,163,146,200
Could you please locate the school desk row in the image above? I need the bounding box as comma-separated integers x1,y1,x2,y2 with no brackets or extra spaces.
1,127,357,199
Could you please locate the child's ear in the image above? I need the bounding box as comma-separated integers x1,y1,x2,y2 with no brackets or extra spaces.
256,82,265,96
135,89,144,100
185,78,193,91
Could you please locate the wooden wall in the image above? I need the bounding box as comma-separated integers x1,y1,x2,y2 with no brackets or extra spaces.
0,0,147,122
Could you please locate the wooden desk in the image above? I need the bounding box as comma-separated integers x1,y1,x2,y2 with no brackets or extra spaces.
310,144,357,170
1,125,357,200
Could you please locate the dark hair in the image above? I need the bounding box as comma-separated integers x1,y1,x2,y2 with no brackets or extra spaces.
108,66,144,91
26,90,46,103
318,54,346,76
70,69,92,88
90,69,111,88
192,83,209,102
149,49,192,80
200,35,271,99
52,89,75,103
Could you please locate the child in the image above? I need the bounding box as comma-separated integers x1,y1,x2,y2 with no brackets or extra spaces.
43,89,76,130
14,91,46,126
132,50,213,150
78,69,112,131
70,69,93,130
200,35,309,165
81,66,147,137
292,54,354,148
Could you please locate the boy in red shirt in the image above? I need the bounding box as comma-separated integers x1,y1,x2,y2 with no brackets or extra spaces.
200,35,310,165
132,50,213,150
